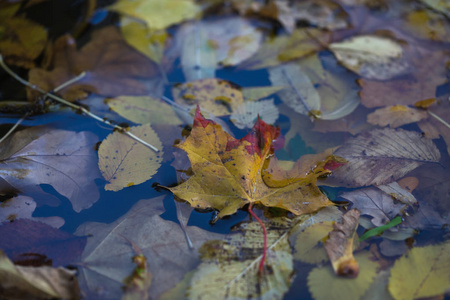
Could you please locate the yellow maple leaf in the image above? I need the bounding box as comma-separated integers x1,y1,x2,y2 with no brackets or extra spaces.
169,108,336,219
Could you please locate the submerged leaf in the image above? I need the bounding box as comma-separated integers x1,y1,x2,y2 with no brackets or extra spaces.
98,124,163,191
230,99,279,129
367,105,428,128
388,242,450,300
0,127,100,212
187,219,294,300
308,251,378,300
168,108,334,219
292,0,350,30
242,86,285,101
327,128,440,187
294,221,334,264
0,250,80,300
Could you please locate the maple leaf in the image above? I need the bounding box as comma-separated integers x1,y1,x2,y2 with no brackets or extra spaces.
168,107,335,219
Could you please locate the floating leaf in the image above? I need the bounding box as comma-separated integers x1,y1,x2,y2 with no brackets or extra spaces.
108,0,201,31
230,99,279,129
0,127,100,212
308,251,378,300
0,250,80,300
359,216,403,241
292,0,350,30
325,209,360,277
294,221,334,264
376,181,418,206
98,124,163,191
122,254,152,300
340,188,408,226
28,26,159,101
367,105,428,128
242,86,285,101
239,28,331,70
420,0,450,18
329,35,410,80
75,196,224,299
269,62,321,116
388,242,450,300
402,9,450,42
0,196,64,228
327,128,440,187
187,219,293,300
172,78,244,116
107,96,182,125
168,108,334,219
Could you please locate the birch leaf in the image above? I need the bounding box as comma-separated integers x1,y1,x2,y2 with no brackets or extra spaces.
329,35,410,80
269,63,321,116
294,221,334,264
327,128,441,187
230,99,279,129
107,96,182,125
308,251,378,300
388,242,450,300
98,124,163,191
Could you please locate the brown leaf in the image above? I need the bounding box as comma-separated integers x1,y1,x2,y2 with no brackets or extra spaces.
27,26,159,102
367,105,428,128
325,209,360,278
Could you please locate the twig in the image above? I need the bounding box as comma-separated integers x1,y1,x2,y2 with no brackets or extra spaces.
0,54,159,152
0,114,27,144
429,111,450,130
248,203,267,274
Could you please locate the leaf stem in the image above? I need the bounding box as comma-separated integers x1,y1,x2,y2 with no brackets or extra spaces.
248,203,267,274
0,54,159,152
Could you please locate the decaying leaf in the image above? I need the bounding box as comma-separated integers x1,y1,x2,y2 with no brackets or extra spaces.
292,0,350,30
340,188,408,226
75,196,224,299
324,209,360,277
359,50,448,108
0,196,64,228
0,250,80,300
308,251,378,300
418,97,450,155
0,219,87,267
108,0,201,30
186,219,294,299
294,221,334,264
420,0,450,18
0,127,101,212
122,254,152,300
326,128,440,187
168,108,335,219
172,78,244,116
376,181,418,206
367,105,428,128
241,86,285,101
388,242,450,300
402,9,450,42
98,124,163,191
28,26,159,101
239,28,331,70
107,96,182,126
329,35,410,81
230,99,279,129
0,3,48,68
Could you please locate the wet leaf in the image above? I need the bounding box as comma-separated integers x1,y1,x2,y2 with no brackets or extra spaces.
0,196,64,228
340,187,408,226
329,35,410,81
168,108,334,219
326,128,440,187
420,0,450,18
28,26,159,101
239,28,331,70
187,219,294,300
359,50,448,108
0,7,48,68
388,242,450,300
0,219,87,267
0,127,101,212
172,78,244,116
418,97,450,155
402,9,450,42
98,124,163,191
241,86,285,101
325,209,360,277
292,0,350,30
107,96,182,126
75,196,223,299
294,221,334,264
0,250,80,300
359,216,402,241
376,181,418,206
122,254,152,300
308,251,378,300
108,0,201,31
367,105,428,128
230,98,279,129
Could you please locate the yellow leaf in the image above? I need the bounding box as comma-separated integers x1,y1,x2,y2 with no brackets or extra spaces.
98,124,163,191
308,251,378,300
294,221,334,264
168,109,334,219
388,242,450,300
108,0,201,30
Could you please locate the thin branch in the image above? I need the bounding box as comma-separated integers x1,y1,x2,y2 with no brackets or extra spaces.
429,111,450,130
0,54,159,152
0,114,27,144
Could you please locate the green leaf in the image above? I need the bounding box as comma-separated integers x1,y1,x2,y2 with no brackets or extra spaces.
359,216,403,241
98,124,163,191
388,242,450,300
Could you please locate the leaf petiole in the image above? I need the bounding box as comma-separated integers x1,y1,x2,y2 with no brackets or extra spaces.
248,203,267,274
